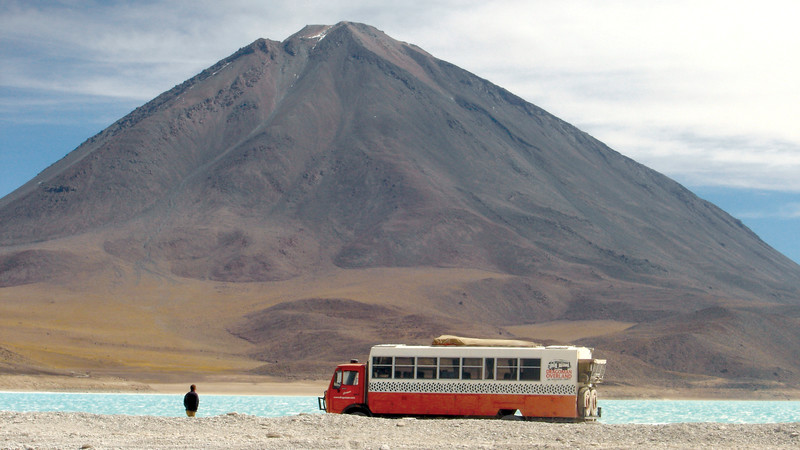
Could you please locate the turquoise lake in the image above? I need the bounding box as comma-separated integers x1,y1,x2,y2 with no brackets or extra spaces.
1,393,799,424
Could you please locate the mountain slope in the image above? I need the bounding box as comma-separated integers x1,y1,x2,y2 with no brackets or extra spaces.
1,22,799,390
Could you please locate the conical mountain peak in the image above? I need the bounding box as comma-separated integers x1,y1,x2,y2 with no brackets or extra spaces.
286,23,338,41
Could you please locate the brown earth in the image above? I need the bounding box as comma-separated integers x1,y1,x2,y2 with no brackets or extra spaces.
2,258,797,398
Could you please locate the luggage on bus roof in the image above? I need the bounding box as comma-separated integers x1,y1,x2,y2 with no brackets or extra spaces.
431,335,541,347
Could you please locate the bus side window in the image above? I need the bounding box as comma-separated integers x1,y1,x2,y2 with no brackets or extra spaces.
484,358,495,380
439,357,460,379
462,358,482,379
394,357,414,379
416,357,436,379
496,358,518,380
372,356,392,378
520,358,541,381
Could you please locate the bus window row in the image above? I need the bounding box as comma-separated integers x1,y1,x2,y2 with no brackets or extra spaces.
372,356,541,381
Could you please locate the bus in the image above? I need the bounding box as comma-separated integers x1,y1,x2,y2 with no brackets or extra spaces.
318,336,606,421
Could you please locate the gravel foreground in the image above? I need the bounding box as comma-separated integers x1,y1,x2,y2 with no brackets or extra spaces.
1,412,799,449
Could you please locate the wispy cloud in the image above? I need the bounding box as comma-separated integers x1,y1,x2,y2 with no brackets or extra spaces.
738,203,800,220
584,127,800,191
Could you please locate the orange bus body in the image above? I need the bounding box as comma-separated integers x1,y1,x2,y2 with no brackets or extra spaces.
367,392,577,418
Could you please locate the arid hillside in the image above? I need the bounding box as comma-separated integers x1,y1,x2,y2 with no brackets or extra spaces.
1,22,799,393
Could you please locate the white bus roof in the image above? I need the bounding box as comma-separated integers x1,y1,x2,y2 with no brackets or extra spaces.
370,344,594,360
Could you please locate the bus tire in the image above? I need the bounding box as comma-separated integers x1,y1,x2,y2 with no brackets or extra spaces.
501,414,523,421
590,389,598,417
498,409,522,420
343,406,372,417
578,387,591,417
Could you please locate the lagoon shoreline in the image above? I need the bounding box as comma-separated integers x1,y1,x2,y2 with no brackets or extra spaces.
0,374,325,396
3,373,800,400
1,411,799,449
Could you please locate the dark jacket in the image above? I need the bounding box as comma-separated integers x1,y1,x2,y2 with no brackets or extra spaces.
184,391,199,411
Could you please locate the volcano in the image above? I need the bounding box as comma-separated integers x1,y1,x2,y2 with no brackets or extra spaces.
1,22,799,393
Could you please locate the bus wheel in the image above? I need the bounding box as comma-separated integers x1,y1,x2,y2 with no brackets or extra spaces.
578,387,591,417
501,414,523,421
345,408,371,417
499,409,522,420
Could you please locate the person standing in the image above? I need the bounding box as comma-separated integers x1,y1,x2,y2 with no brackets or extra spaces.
184,384,199,417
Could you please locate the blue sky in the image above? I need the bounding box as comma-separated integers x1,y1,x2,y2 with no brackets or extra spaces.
2,0,799,264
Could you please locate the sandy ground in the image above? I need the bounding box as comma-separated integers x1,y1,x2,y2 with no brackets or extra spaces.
1,411,799,449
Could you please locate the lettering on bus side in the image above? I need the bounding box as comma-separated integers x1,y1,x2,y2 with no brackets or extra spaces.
545,359,573,380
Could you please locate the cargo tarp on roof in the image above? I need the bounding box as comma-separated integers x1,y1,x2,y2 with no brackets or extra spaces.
431,335,540,347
